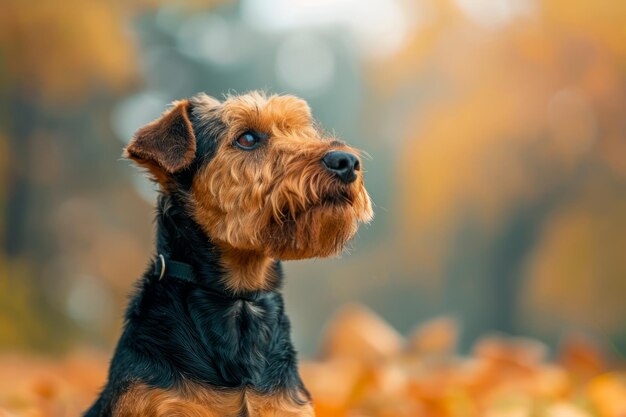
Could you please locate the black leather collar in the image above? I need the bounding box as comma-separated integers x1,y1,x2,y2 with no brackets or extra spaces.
152,254,261,302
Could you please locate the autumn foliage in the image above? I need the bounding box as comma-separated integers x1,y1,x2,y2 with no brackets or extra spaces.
1,305,624,417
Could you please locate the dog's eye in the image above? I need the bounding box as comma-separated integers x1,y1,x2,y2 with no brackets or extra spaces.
234,132,261,150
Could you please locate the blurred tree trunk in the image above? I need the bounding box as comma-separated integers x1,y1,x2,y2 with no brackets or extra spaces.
4,92,37,258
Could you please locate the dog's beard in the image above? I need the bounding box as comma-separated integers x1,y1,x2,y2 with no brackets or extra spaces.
262,186,373,260
192,172,373,259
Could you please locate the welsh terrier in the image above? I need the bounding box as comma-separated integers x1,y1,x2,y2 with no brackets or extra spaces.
85,92,373,417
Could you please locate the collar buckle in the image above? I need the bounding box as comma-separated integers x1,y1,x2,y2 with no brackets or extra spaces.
156,254,166,280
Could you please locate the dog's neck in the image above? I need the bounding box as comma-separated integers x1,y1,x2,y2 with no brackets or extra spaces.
154,193,281,294
113,192,292,390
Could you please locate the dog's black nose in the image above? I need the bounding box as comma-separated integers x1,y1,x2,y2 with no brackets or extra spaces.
322,151,360,184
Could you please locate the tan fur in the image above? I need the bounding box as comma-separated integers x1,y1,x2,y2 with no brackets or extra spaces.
217,245,278,292
114,382,314,417
190,93,372,291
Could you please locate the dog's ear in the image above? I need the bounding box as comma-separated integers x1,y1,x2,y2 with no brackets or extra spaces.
124,100,196,179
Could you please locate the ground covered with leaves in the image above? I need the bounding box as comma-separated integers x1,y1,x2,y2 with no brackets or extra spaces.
1,305,624,417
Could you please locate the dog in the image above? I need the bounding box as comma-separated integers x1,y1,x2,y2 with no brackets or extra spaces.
84,92,373,416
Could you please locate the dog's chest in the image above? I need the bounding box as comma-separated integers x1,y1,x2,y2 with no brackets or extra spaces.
215,299,274,353
188,294,279,384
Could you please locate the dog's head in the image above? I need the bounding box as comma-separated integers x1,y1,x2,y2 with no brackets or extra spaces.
125,92,373,261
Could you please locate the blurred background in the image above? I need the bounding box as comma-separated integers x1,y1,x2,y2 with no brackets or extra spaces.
1,0,626,363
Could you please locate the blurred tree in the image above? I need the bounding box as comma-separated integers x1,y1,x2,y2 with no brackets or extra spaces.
0,0,138,256
386,0,626,346
0,0,194,349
